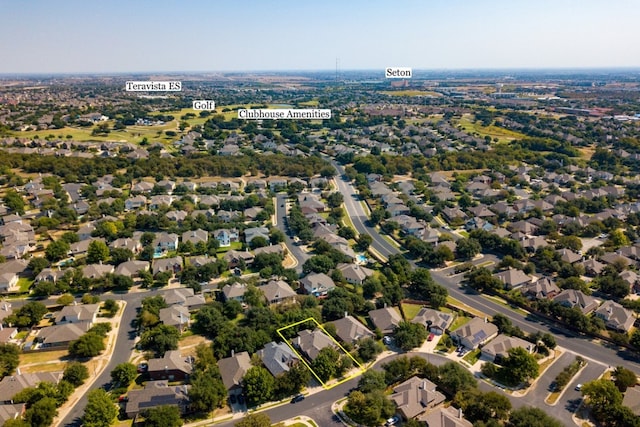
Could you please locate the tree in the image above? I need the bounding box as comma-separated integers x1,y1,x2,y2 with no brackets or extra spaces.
193,305,227,338
189,369,227,412
141,405,182,427
63,362,89,387
111,362,138,387
631,329,640,349
356,234,373,251
10,301,47,327
357,337,384,362
455,238,481,260
69,333,105,358
235,413,271,427
508,406,563,427
102,299,119,317
242,366,275,406
56,294,75,306
613,366,637,392
82,389,117,427
345,389,395,427
274,362,310,397
311,347,340,382
437,362,477,396
87,240,110,264
0,343,20,377
357,369,387,393
28,257,49,276
25,397,57,427
454,389,511,423
393,321,428,351
45,240,70,262
581,378,623,419
3,189,25,215
499,347,539,385
138,325,180,357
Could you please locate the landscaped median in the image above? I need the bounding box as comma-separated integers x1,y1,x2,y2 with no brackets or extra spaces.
545,355,587,405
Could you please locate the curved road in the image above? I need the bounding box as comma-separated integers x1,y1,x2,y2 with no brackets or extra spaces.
331,160,640,375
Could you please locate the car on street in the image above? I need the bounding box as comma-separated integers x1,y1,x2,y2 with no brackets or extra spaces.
291,394,305,403
575,384,582,391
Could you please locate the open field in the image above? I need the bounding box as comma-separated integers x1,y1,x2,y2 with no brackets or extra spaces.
401,302,423,321
456,115,527,143
19,349,68,365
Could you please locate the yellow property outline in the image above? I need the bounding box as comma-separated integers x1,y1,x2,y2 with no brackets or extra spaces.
277,317,366,389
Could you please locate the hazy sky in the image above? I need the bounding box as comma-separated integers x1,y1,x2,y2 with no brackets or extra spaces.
1,0,639,74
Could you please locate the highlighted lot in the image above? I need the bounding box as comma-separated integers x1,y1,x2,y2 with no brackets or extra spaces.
277,317,366,389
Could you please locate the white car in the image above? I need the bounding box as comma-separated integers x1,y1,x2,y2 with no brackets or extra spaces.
386,415,400,426
575,383,582,391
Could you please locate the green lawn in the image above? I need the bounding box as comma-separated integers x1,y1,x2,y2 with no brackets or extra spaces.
449,315,472,332
455,115,527,144
401,303,424,321
463,348,482,365
18,277,33,293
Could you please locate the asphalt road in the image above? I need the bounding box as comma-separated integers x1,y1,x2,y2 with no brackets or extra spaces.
331,161,640,375
60,291,146,426
275,193,309,274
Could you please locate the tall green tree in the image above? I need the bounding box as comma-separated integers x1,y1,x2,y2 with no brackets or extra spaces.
141,405,182,427
87,240,110,264
235,413,271,427
393,321,428,351
242,366,275,406
612,366,638,392
62,362,89,387
0,343,20,377
82,389,117,427
69,333,105,358
25,397,58,427
508,406,563,427
110,362,138,387
138,325,180,357
499,347,539,385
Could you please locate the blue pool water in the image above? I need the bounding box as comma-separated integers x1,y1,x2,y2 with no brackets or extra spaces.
357,254,367,263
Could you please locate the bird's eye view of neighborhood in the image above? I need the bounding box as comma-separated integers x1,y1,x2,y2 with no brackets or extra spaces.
2,1,640,427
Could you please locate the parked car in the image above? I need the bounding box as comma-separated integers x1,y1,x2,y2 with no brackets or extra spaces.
237,394,245,405
136,363,148,373
229,394,237,404
291,394,305,403
575,383,583,391
427,333,435,341
386,415,400,426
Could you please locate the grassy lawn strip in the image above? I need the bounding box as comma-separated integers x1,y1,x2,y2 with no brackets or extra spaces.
463,348,481,365
448,314,472,331
20,349,68,365
482,294,529,316
446,296,487,318
401,303,424,321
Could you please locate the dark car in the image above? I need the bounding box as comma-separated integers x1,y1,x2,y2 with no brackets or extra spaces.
237,394,245,405
229,394,237,404
291,394,305,403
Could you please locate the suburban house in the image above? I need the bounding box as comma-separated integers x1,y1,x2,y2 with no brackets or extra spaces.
160,288,205,311
553,289,600,315
420,406,473,427
218,351,252,394
159,305,191,332
0,403,25,425
151,256,183,275
300,272,335,297
214,229,239,247
368,306,403,335
480,334,535,363
390,376,445,420
411,308,455,335
450,317,499,350
182,229,208,246
82,263,114,279
594,300,636,333
222,282,247,302
330,315,374,344
243,227,269,245
114,260,150,278
0,327,18,344
294,329,337,361
110,237,142,254
54,303,100,326
521,277,560,300
124,195,147,211
223,250,254,268
35,323,89,348
0,273,19,294
493,268,532,289
259,280,296,305
0,372,63,404
336,263,374,286
34,268,65,283
152,232,179,256
147,350,192,381
622,386,640,416
257,341,300,377
125,381,190,419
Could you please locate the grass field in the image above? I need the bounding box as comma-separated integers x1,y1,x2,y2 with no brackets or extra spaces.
20,349,68,365
18,277,33,293
456,115,527,143
463,348,482,365
448,314,472,332
401,303,423,321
